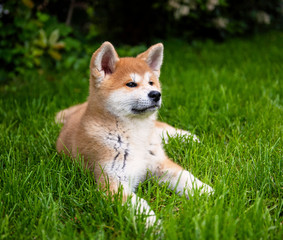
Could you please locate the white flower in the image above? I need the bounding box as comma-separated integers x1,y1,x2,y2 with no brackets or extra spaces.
169,0,181,9
206,0,219,11
256,11,271,25
169,0,191,19
213,17,229,29
179,5,190,16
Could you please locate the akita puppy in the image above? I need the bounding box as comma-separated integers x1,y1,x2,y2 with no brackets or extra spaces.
56,42,213,226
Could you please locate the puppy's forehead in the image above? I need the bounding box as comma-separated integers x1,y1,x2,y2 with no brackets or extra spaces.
114,57,153,79
130,72,151,83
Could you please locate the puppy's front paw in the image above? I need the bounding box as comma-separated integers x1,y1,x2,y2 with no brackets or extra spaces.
193,178,214,195
183,178,214,198
199,183,214,195
182,131,200,143
144,212,159,228
130,195,161,228
184,184,214,199
189,133,200,143
162,130,200,144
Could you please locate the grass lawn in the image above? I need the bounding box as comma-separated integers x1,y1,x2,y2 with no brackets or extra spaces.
0,31,282,239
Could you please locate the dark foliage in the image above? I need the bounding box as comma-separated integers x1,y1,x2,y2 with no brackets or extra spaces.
0,0,282,83
92,0,283,44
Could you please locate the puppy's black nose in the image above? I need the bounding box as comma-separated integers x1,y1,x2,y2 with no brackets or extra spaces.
148,91,161,102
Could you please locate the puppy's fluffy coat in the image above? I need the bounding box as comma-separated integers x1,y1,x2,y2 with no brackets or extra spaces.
56,42,213,226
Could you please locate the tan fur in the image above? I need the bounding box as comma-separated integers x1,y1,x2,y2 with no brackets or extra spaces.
56,42,213,227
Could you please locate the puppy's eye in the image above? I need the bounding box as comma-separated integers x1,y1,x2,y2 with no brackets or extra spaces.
149,81,154,86
126,82,137,88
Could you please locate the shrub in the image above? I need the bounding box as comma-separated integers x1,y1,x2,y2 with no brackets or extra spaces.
0,1,82,83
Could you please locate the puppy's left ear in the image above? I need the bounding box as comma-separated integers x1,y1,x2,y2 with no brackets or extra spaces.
90,42,119,86
137,43,163,77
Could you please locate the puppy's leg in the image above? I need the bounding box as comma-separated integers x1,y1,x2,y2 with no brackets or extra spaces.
155,121,200,143
128,192,159,228
97,173,158,228
154,157,213,197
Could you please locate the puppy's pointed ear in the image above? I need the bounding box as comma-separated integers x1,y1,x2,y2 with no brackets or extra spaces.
90,42,119,84
137,43,163,77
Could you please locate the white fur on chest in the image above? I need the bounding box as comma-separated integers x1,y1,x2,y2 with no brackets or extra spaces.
86,116,164,191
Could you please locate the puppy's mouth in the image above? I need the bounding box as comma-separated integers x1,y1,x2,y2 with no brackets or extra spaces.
132,104,160,114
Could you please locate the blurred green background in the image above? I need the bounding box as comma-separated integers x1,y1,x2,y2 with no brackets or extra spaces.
1,0,283,83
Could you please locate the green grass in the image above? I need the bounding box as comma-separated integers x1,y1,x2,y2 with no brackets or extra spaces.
1,31,283,239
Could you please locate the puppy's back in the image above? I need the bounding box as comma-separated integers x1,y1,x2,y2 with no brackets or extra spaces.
56,102,88,155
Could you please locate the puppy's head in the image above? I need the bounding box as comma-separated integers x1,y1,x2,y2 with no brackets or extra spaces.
89,42,163,118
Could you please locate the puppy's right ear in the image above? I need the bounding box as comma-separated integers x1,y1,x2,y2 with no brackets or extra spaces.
90,42,119,85
137,43,163,78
